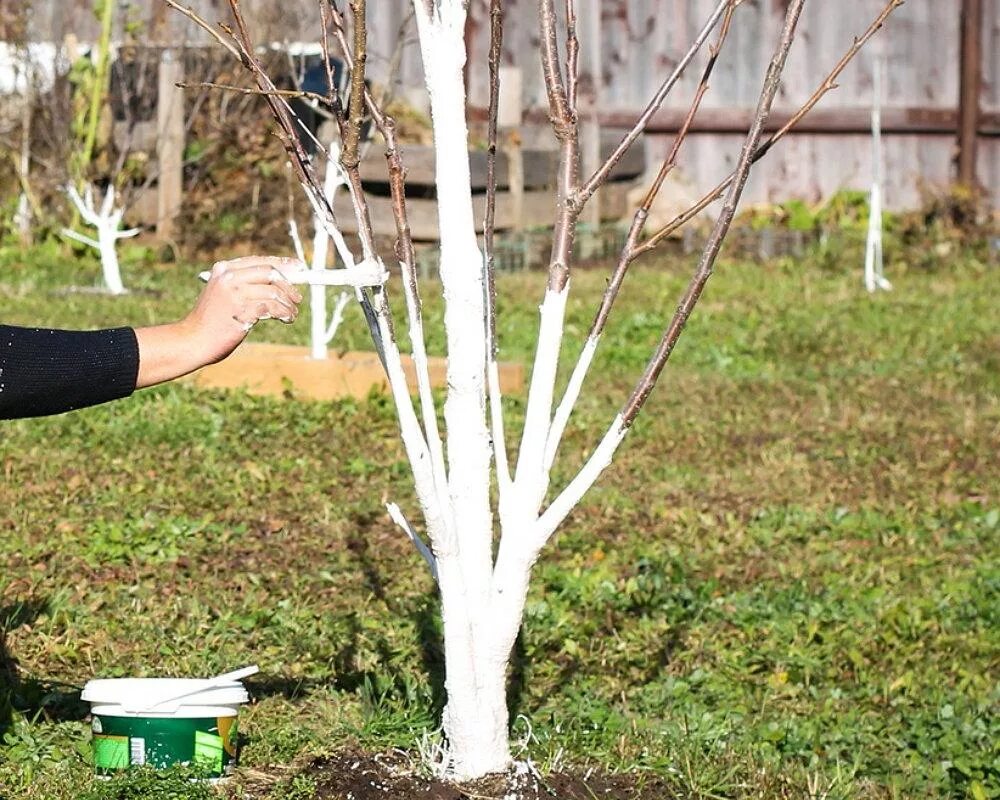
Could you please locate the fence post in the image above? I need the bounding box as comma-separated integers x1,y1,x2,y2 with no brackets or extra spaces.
156,49,184,242
957,0,983,187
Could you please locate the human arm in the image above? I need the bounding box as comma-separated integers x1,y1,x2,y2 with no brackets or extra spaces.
1,256,303,419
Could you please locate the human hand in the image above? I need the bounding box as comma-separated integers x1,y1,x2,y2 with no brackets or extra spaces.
134,256,305,389
182,256,305,366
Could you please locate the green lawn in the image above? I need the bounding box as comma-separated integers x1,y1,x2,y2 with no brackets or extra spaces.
1,241,997,799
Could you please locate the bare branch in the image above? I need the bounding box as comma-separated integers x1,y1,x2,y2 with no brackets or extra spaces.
576,0,731,206
565,0,579,113
538,0,809,544
542,0,736,475
177,80,331,105
538,0,572,134
637,0,905,256
161,0,241,60
318,0,343,119
621,0,806,427
483,0,512,492
342,0,368,169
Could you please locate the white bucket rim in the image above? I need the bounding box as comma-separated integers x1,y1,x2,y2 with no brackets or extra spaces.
89,703,241,719
82,678,249,710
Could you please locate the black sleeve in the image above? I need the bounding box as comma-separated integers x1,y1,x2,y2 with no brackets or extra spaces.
0,325,140,420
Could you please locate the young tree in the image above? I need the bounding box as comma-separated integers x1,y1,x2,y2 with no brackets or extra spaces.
62,183,140,295
169,0,902,780
288,138,352,359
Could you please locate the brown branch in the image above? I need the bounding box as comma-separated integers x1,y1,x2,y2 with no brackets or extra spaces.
483,0,503,358
565,0,579,114
320,0,379,261
342,0,368,169
575,0,731,207
539,0,573,136
318,0,342,118
587,0,736,340
621,0,807,428
636,0,905,256
641,2,736,214
177,80,332,105
539,0,580,291
221,5,325,205
161,0,241,60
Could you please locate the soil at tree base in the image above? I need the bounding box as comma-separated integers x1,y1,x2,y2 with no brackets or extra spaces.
308,751,673,799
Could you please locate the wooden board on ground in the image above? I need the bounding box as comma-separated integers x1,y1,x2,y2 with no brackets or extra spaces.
187,343,525,401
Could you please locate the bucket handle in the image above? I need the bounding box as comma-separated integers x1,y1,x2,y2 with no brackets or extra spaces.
121,665,259,714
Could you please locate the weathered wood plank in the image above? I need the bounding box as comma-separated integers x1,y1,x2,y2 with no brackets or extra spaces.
333,180,640,240
357,132,645,191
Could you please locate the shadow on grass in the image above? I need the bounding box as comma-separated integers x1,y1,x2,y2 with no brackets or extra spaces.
250,514,533,736
1,595,89,737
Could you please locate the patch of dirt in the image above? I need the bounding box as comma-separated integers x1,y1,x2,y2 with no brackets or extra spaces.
307,752,673,800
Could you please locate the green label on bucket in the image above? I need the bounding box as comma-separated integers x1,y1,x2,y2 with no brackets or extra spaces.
193,731,224,774
93,735,129,769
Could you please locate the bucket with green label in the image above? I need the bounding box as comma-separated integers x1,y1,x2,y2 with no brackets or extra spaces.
81,668,254,779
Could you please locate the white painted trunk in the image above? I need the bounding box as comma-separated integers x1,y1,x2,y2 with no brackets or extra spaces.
98,225,125,296
63,185,137,295
413,1,505,776
437,555,512,779
310,141,347,359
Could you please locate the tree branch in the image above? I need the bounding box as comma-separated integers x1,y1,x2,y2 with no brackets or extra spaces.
636,0,905,256
483,0,511,493
622,0,806,427
539,0,809,544
541,0,738,474
342,0,368,169
387,502,439,582
575,0,731,207
565,0,579,114
161,0,241,60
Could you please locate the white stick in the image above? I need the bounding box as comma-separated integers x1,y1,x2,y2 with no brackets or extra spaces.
387,502,439,582
865,53,891,293
197,264,388,287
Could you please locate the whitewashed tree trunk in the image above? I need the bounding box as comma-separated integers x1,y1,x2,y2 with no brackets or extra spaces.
412,1,509,776
62,184,140,295
288,140,352,358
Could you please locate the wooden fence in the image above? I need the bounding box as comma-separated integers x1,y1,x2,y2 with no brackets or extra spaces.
9,0,1000,212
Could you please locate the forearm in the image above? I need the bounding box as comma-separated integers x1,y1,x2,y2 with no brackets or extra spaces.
134,320,218,389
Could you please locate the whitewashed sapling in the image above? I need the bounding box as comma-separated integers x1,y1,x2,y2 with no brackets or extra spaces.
169,0,902,780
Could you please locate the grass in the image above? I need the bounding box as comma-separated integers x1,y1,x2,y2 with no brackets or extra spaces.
0,240,997,799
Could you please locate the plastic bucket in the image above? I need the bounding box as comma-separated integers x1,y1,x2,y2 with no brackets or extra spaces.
81,678,249,778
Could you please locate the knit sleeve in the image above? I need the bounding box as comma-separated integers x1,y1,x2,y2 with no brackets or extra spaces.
0,325,140,420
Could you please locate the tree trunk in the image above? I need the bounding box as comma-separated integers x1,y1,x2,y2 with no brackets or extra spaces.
440,603,511,777
98,227,125,295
